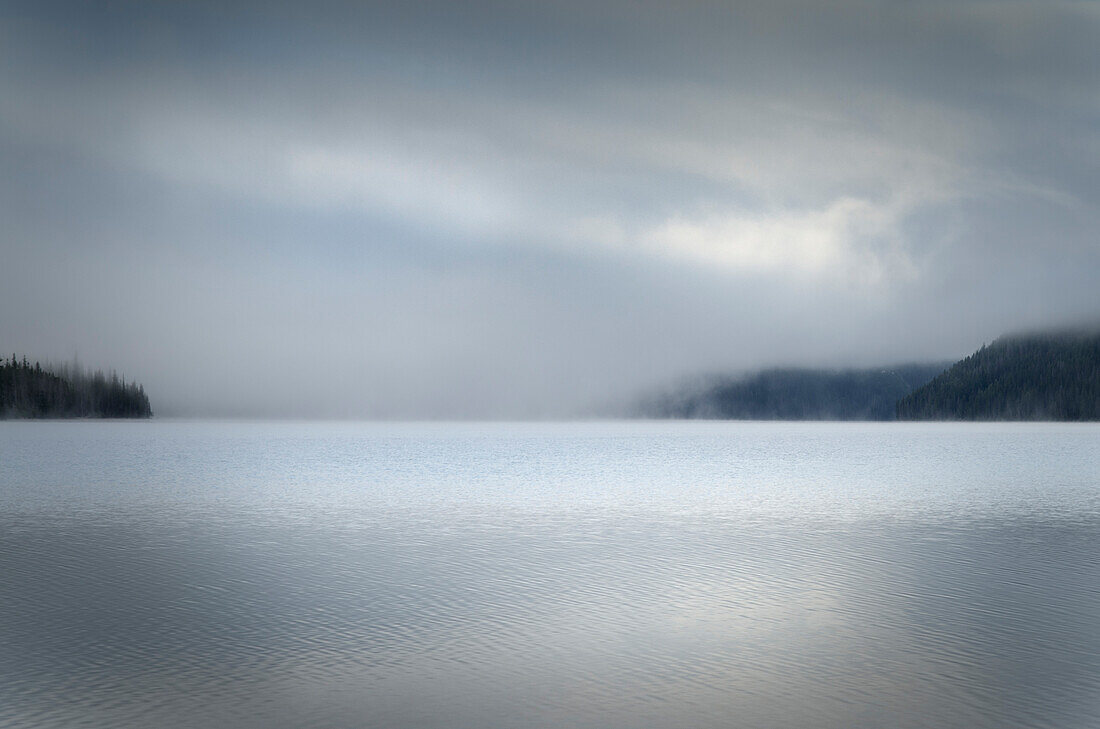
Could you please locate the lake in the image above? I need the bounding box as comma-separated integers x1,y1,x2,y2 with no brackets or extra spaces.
1,420,1098,728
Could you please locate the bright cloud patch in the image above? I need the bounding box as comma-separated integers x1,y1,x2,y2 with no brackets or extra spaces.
633,198,909,283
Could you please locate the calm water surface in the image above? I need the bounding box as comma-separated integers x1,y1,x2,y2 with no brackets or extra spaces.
1,421,1099,728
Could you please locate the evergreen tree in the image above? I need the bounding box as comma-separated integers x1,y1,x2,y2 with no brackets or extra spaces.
897,329,1100,420
0,354,152,418
643,363,951,420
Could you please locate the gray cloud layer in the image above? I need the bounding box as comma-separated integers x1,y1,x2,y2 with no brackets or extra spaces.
3,0,1099,417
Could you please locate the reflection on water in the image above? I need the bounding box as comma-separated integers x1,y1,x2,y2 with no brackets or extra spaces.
1,421,1099,728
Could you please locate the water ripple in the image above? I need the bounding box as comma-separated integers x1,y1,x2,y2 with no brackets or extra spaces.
1,422,1099,728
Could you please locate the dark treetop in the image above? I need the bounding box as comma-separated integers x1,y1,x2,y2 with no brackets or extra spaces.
1,355,152,418
897,329,1100,421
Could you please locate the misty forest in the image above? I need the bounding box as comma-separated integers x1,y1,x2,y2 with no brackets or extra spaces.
897,330,1100,421
643,329,1100,421
0,355,152,418
4,327,1099,421
644,364,950,420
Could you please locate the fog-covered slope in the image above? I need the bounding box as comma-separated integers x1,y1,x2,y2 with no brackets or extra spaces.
642,364,950,420
897,330,1100,420
1,355,152,418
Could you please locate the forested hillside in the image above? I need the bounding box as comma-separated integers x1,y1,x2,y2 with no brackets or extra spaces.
896,330,1100,420
0,355,152,418
644,364,950,420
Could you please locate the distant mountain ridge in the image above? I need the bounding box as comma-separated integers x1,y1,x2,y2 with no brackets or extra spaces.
897,329,1100,420
642,363,951,421
1,355,152,418
640,326,1100,422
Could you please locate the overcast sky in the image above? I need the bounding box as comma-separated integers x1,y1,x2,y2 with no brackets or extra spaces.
2,0,1099,417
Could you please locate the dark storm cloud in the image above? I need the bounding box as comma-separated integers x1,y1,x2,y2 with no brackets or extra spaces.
2,0,1099,416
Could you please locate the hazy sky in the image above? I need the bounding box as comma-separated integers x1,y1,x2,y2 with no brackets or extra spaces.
3,0,1099,417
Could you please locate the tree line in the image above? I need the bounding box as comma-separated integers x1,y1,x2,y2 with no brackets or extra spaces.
896,330,1100,420
639,326,1100,421
642,363,950,420
1,355,152,418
